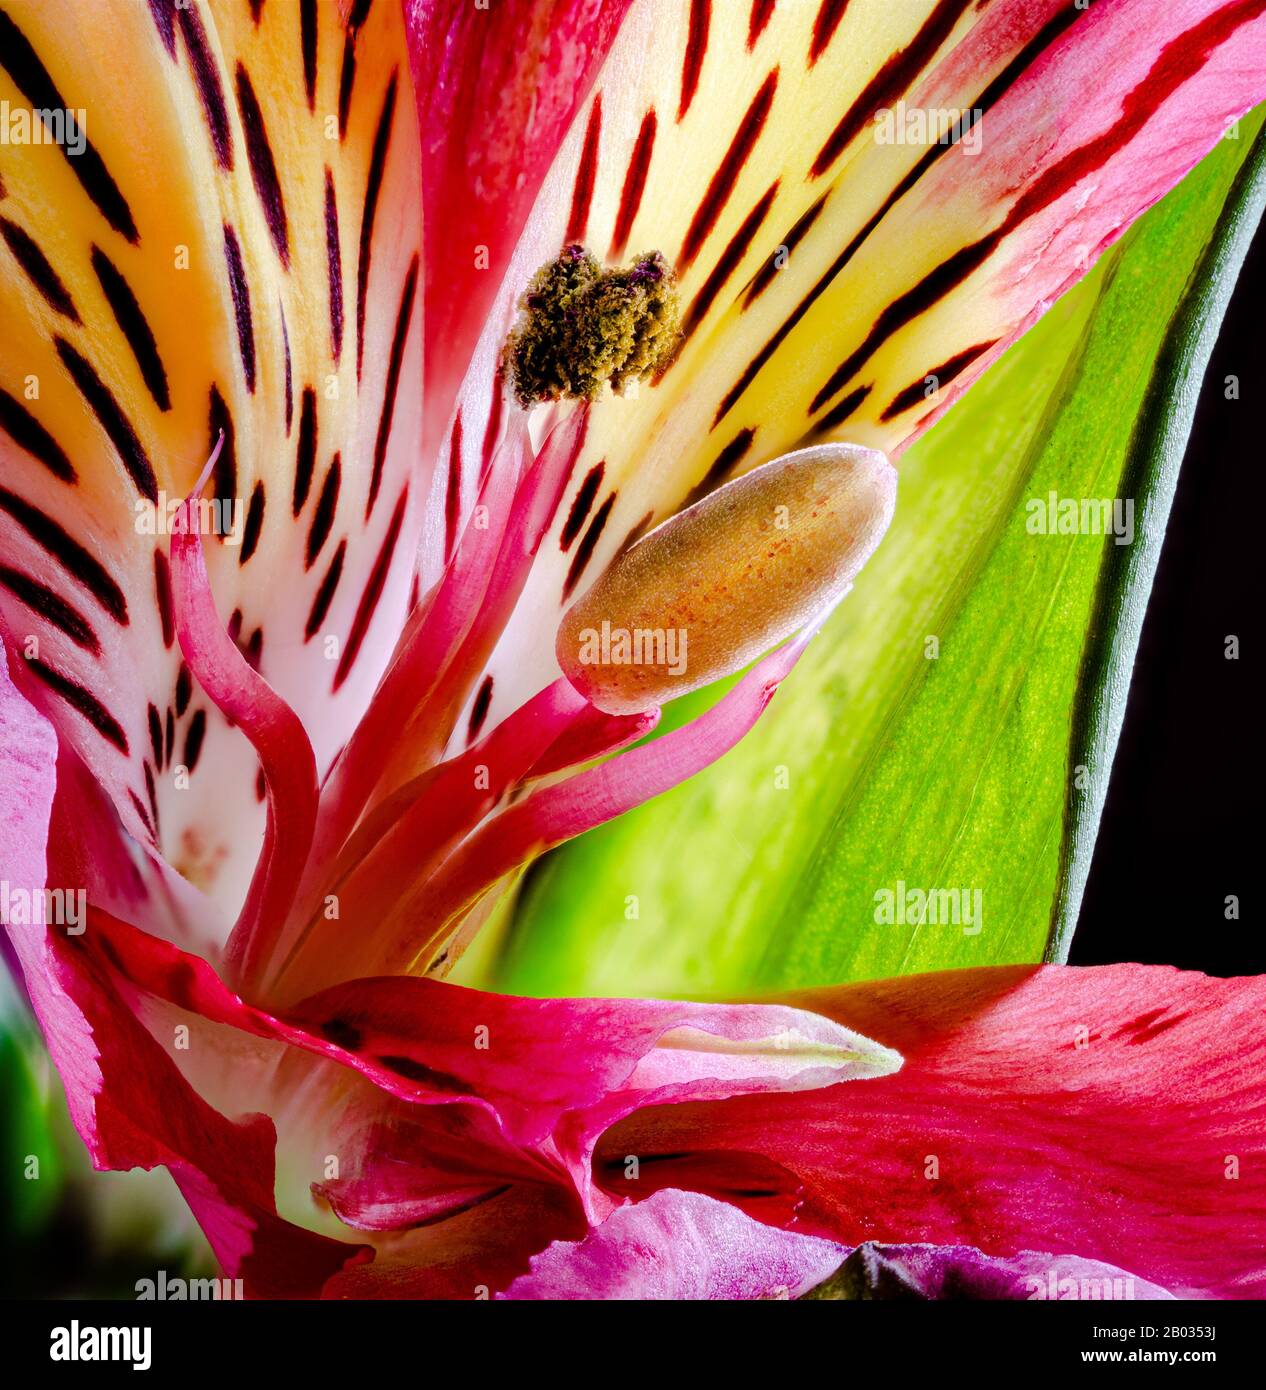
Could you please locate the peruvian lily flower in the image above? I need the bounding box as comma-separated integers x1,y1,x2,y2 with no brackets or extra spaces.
1,0,1264,1300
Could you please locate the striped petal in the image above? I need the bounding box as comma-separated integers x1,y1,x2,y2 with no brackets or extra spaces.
0,644,365,1297
452,0,1266,728
0,0,423,923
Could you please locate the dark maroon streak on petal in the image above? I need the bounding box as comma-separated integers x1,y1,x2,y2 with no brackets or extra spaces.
294,386,317,514
146,703,163,765
148,0,176,57
144,760,160,829
444,411,463,562
678,0,711,122
235,64,291,267
208,385,238,514
810,0,850,67
742,193,827,308
305,539,346,641
25,657,128,752
1,217,79,320
466,674,494,745
560,462,605,551
609,110,657,260
481,380,504,477
338,35,357,140
138,767,159,828
280,302,294,433
92,245,171,411
301,0,318,110
562,490,616,602
356,72,398,380
153,550,174,648
0,8,139,239
0,487,126,620
0,566,99,653
879,341,998,421
368,254,418,518
127,789,155,838
222,224,257,394
176,1,233,171
54,338,157,501
334,487,407,692
0,388,76,483
240,481,265,564
306,454,341,569
182,707,206,774
566,96,602,243
1113,1007,1191,1045
679,70,777,270
811,0,973,179
811,384,871,437
324,169,345,364
748,0,775,51
681,182,778,341
175,661,191,715
683,428,755,509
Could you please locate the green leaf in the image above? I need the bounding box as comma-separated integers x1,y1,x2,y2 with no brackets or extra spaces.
0,1018,64,1239
475,115,1266,999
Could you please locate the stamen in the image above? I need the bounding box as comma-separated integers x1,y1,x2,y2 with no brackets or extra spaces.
556,443,896,714
502,244,682,406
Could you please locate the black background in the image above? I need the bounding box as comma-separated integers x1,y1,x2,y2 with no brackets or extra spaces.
1071,227,1261,975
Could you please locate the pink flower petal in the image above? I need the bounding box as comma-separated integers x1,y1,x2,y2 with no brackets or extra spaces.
49,902,896,1241
320,1183,588,1300
82,908,897,1139
501,1189,847,1300
0,641,59,932
597,964,1266,1299
312,1105,575,1233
